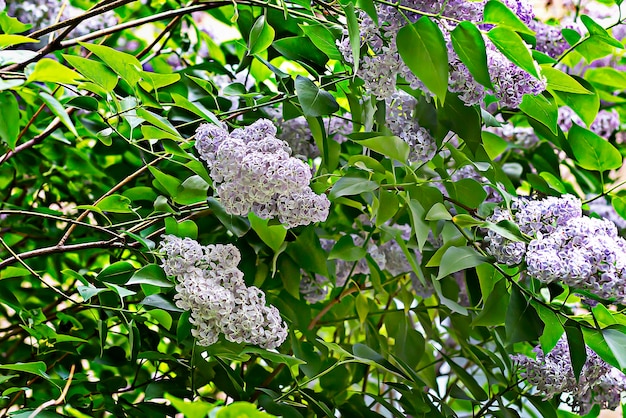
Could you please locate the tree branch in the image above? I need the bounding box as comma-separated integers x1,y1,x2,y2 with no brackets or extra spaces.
0,239,125,270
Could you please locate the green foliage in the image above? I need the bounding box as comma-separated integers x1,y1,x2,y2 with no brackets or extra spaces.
0,0,625,417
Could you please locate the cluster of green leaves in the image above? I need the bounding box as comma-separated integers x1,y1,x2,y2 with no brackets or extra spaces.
1,0,626,417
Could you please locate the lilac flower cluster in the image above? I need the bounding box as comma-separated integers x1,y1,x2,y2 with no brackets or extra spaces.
194,119,330,228
486,195,582,265
512,338,626,414
300,224,419,303
529,20,570,59
558,106,620,138
265,107,353,159
486,120,540,149
337,0,545,108
159,235,288,349
488,195,626,302
386,91,437,163
526,216,626,301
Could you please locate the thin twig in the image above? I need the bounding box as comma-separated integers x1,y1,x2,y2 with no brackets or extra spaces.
0,239,125,270
27,364,76,418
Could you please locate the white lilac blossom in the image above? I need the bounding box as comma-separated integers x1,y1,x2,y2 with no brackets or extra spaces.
486,194,582,265
194,119,330,228
337,0,544,108
487,194,626,302
525,216,626,301
486,120,540,149
558,106,620,138
511,338,626,414
385,91,437,163
159,235,288,349
587,196,626,230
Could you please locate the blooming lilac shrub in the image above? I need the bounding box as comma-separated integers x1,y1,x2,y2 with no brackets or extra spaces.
194,119,330,228
159,235,288,349
512,338,626,414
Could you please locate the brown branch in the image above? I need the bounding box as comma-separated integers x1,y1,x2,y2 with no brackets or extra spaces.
0,239,125,270
29,0,137,40
59,3,224,48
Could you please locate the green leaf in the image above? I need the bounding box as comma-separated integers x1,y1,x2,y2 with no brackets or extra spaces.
286,226,328,276
602,326,626,370
0,34,37,48
541,66,591,94
483,0,534,34
0,91,19,149
96,194,133,213
451,21,493,89
425,202,452,221
472,279,509,327
355,135,410,163
565,324,586,381
27,58,82,85
248,212,287,252
174,175,209,205
139,71,180,91
397,18,449,102
248,16,275,55
127,264,173,287
0,12,32,34
63,55,118,91
300,24,343,61
553,77,599,127
580,15,623,49
519,93,558,135
442,355,488,401
39,92,78,136
295,75,339,117
329,234,367,261
141,295,183,312
80,43,142,86
137,108,180,138
407,198,431,251
505,286,543,344
171,93,220,124
166,394,216,417
439,92,482,153
329,176,378,199
0,362,50,381
96,261,135,285
568,124,622,171
344,2,360,73
147,309,173,330
0,266,30,279
149,167,182,198
436,246,486,280
487,26,539,79
375,189,399,226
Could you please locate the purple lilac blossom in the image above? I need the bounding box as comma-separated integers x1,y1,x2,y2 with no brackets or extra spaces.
511,338,626,414
529,20,569,58
159,235,288,349
486,120,540,148
486,194,582,265
194,119,330,228
525,216,626,301
558,106,620,138
385,91,437,163
337,0,544,108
